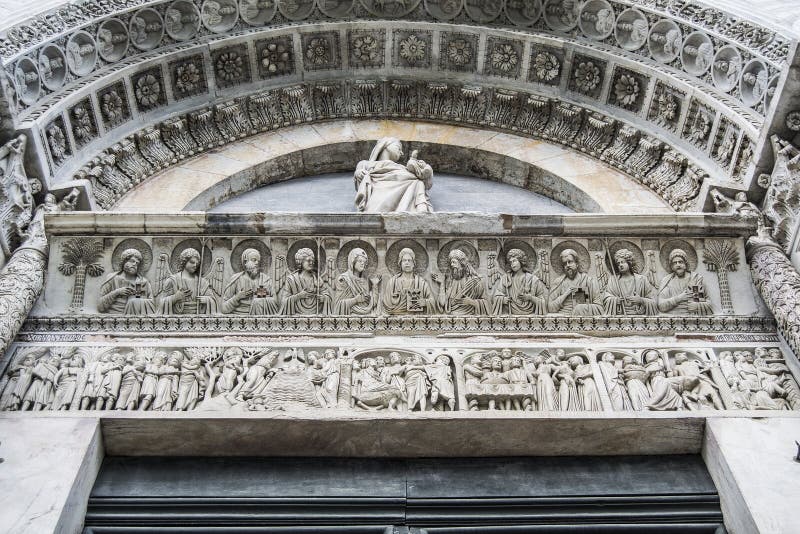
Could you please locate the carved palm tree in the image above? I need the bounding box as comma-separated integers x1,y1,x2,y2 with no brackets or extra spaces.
703,240,739,315
58,238,105,310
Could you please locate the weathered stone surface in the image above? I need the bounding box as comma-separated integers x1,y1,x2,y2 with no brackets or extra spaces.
0,416,102,534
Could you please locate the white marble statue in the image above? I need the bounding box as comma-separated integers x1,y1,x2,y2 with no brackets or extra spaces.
354,137,433,213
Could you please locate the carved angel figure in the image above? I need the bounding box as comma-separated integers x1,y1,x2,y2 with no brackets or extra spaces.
602,248,658,315
354,138,433,213
155,248,222,314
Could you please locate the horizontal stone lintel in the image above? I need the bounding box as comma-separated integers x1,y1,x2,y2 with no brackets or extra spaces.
1,412,797,457
44,213,757,238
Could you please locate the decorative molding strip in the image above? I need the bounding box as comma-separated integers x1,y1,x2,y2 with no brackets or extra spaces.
71,80,721,211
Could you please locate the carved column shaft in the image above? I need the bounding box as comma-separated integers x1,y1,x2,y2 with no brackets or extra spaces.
0,245,47,358
747,238,800,355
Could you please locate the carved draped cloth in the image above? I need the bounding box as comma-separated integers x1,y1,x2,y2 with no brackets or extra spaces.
279,272,331,316
425,363,454,401
354,141,433,213
492,271,547,315
334,271,373,315
603,273,658,315
440,274,490,315
657,271,713,315
547,272,603,315
160,273,218,315
381,274,436,314
222,272,279,315
98,273,156,315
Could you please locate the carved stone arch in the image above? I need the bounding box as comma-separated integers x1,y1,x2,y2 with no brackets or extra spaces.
115,121,671,214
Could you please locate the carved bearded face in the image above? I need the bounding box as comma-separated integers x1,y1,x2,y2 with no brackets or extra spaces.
670,256,687,277
243,251,260,275
561,251,578,278
123,255,140,276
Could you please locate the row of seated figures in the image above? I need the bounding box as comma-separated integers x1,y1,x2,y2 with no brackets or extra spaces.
84,239,722,317
2,344,796,413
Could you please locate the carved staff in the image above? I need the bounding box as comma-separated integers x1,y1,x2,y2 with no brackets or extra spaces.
604,238,625,316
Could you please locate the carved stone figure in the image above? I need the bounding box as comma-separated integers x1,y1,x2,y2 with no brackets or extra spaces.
115,354,144,410
381,247,436,314
139,352,163,411
153,352,182,411
98,248,156,314
222,248,279,315
208,347,244,398
671,352,723,410
158,248,220,314
53,354,84,410
0,135,34,268
279,248,331,315
657,249,712,315
643,350,684,411
175,354,206,411
354,138,433,213
0,352,37,410
404,353,431,411
236,350,279,401
491,248,547,315
334,247,380,315
96,353,125,410
530,353,558,411
603,248,658,315
352,357,403,410
426,353,455,411
433,248,489,315
621,355,650,410
547,249,603,315
22,354,61,411
598,352,631,411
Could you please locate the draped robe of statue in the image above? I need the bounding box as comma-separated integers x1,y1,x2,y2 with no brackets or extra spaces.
533,361,558,411
657,271,713,315
115,364,143,409
222,271,279,315
98,272,156,315
547,272,603,315
175,359,204,410
440,274,490,315
645,359,684,410
426,362,455,404
153,363,180,411
404,362,430,410
598,359,632,411
24,359,59,407
556,364,581,411
603,273,658,315
381,273,437,315
98,361,123,405
139,362,159,403
160,272,218,314
575,362,602,411
334,271,373,315
354,142,433,213
492,270,547,315
622,362,650,411
1,362,34,409
279,271,331,316
53,365,82,410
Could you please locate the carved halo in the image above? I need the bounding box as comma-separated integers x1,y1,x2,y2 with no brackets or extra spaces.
659,239,698,271
498,239,538,272
336,239,378,275
231,238,272,273
437,240,480,274
111,238,153,274
318,0,355,18
604,240,645,274
549,240,590,276
169,238,214,276
385,239,428,275
286,238,326,272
